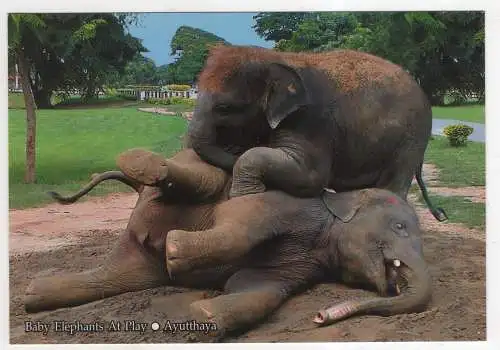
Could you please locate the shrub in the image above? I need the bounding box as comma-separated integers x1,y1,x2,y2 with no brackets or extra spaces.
165,84,191,91
145,97,195,107
120,94,139,101
103,87,118,96
146,98,171,106
169,97,196,107
443,124,474,147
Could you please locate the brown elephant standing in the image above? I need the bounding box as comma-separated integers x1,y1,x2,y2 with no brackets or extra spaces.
25,149,432,342
185,45,447,221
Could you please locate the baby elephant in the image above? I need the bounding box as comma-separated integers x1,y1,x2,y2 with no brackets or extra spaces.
26,148,432,342
119,148,432,340
164,181,432,340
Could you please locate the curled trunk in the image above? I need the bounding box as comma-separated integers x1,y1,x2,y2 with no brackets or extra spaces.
187,114,239,172
315,247,432,325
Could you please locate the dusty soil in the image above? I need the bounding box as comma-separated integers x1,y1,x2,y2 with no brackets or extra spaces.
9,166,486,343
138,107,193,121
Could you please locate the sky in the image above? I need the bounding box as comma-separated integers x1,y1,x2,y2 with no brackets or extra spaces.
127,13,274,66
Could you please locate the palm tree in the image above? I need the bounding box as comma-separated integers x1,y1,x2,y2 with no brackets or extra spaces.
8,14,46,183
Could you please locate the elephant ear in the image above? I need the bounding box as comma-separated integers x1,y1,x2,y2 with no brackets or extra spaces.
264,62,310,129
322,189,368,223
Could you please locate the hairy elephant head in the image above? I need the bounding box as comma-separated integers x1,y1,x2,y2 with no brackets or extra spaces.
317,188,432,325
187,45,312,170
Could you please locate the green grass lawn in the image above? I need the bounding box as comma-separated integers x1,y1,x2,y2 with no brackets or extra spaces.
424,136,485,187
9,107,188,208
432,104,485,124
411,136,485,230
428,195,485,229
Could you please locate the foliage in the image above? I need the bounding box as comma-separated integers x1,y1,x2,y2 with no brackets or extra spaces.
106,25,231,86
443,124,474,147
165,84,191,91
123,85,162,90
8,13,146,108
8,107,187,208
253,11,484,106
53,94,137,107
252,12,316,42
275,13,358,52
167,26,230,84
424,136,484,187
146,97,196,107
111,54,159,87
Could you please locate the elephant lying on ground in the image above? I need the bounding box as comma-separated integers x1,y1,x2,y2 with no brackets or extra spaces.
25,148,432,342
186,44,447,221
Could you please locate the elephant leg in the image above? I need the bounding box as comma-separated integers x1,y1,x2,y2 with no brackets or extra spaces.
188,268,301,342
24,231,169,313
229,146,327,198
165,192,290,276
166,223,253,277
117,148,229,201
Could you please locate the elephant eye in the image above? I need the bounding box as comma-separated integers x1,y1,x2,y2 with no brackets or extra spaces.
392,222,408,236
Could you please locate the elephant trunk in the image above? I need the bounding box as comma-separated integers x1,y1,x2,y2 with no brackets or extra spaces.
315,245,432,326
187,112,240,172
24,233,167,313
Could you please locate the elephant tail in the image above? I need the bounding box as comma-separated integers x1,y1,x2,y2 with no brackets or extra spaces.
414,162,448,222
48,171,143,205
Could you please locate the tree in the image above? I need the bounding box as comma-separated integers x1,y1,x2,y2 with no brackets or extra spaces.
8,14,46,183
15,13,145,108
114,54,159,86
274,13,357,52
156,64,173,85
252,12,315,42
63,14,147,101
167,26,230,84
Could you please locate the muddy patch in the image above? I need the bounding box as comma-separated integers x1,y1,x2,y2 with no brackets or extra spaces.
9,163,486,343
9,227,485,343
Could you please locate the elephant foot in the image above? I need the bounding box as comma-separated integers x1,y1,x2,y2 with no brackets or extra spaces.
165,230,203,277
116,148,169,186
188,299,225,342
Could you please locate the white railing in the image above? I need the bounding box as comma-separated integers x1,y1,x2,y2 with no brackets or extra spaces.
116,88,198,101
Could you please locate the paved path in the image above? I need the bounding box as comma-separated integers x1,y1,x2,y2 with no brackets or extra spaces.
432,118,485,143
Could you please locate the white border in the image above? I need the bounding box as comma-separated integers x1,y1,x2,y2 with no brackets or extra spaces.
2,1,499,350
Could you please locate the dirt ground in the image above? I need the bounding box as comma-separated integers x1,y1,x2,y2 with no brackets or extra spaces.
9,166,486,343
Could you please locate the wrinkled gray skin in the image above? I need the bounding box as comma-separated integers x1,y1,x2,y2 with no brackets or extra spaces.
187,46,446,221
26,149,431,342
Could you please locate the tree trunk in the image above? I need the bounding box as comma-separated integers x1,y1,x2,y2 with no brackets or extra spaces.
32,88,53,109
17,48,37,184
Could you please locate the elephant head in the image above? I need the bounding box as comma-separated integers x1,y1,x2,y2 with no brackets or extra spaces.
187,46,313,171
316,189,432,325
